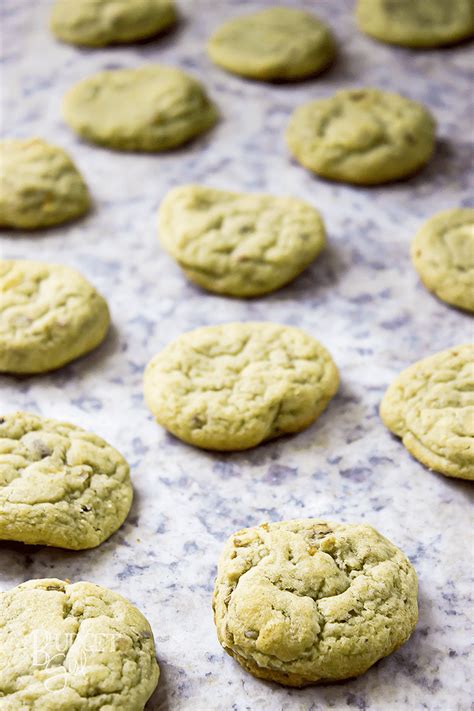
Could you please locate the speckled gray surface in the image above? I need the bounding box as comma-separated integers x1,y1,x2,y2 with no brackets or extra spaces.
1,1,473,709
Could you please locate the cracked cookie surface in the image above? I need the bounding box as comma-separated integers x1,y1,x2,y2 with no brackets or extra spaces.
0,259,110,374
0,138,90,229
144,322,339,451
0,578,159,709
411,208,474,313
213,519,418,686
207,7,335,81
0,412,133,549
286,88,435,185
380,344,474,480
158,185,326,297
63,66,218,152
356,0,474,47
51,0,176,47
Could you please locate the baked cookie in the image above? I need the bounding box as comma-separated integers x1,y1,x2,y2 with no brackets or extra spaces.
0,259,110,374
0,578,159,709
213,519,418,686
0,138,90,229
207,7,335,81
51,0,176,47
158,185,326,297
356,0,474,48
144,322,339,451
63,66,218,152
411,208,474,312
380,344,474,480
0,412,133,549
286,88,436,185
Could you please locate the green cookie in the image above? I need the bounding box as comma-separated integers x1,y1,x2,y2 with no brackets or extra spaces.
286,88,436,185
0,259,110,374
0,578,159,709
0,412,133,550
213,519,418,686
0,138,90,229
356,0,474,48
63,65,218,152
380,344,474,480
158,184,326,297
411,208,474,312
208,7,335,81
51,0,176,47
144,322,339,451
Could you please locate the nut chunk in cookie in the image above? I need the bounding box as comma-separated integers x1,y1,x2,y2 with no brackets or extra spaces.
380,344,474,480
0,412,133,549
0,578,159,709
144,322,339,451
0,259,110,374
213,519,418,686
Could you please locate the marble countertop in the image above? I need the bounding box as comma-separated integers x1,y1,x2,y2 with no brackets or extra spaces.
1,1,473,709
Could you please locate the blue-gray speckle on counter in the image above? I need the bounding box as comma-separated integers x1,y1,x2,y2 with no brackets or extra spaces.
1,1,473,709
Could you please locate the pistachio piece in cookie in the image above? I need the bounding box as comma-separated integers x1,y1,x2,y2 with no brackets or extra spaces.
380,344,474,480
286,88,435,185
0,412,133,549
0,578,159,708
213,519,418,686
144,322,339,451
0,259,110,374
411,208,474,312
158,185,326,297
0,138,90,229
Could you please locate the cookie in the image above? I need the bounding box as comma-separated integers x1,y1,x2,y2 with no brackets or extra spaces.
63,66,218,152
0,259,110,374
207,7,335,81
380,344,474,480
144,322,339,451
158,185,326,297
0,138,90,229
411,208,474,313
356,0,474,48
0,412,133,549
286,88,436,185
213,519,418,686
51,0,176,47
0,578,159,708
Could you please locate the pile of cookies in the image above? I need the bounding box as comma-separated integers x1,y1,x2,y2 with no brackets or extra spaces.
0,0,473,707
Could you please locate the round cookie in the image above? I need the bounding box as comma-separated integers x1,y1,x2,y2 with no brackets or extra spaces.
0,578,159,709
356,0,474,48
0,412,133,549
380,344,474,480
63,65,218,152
411,208,474,312
51,0,176,47
213,519,418,686
286,88,436,185
207,7,335,81
0,259,110,374
0,138,90,229
158,185,326,297
144,322,339,451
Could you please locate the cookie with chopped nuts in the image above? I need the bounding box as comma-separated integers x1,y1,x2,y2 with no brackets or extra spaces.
144,322,339,450
213,519,418,686
0,412,133,549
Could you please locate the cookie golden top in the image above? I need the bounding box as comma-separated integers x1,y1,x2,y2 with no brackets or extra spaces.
144,322,339,451
213,519,418,686
381,344,474,480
